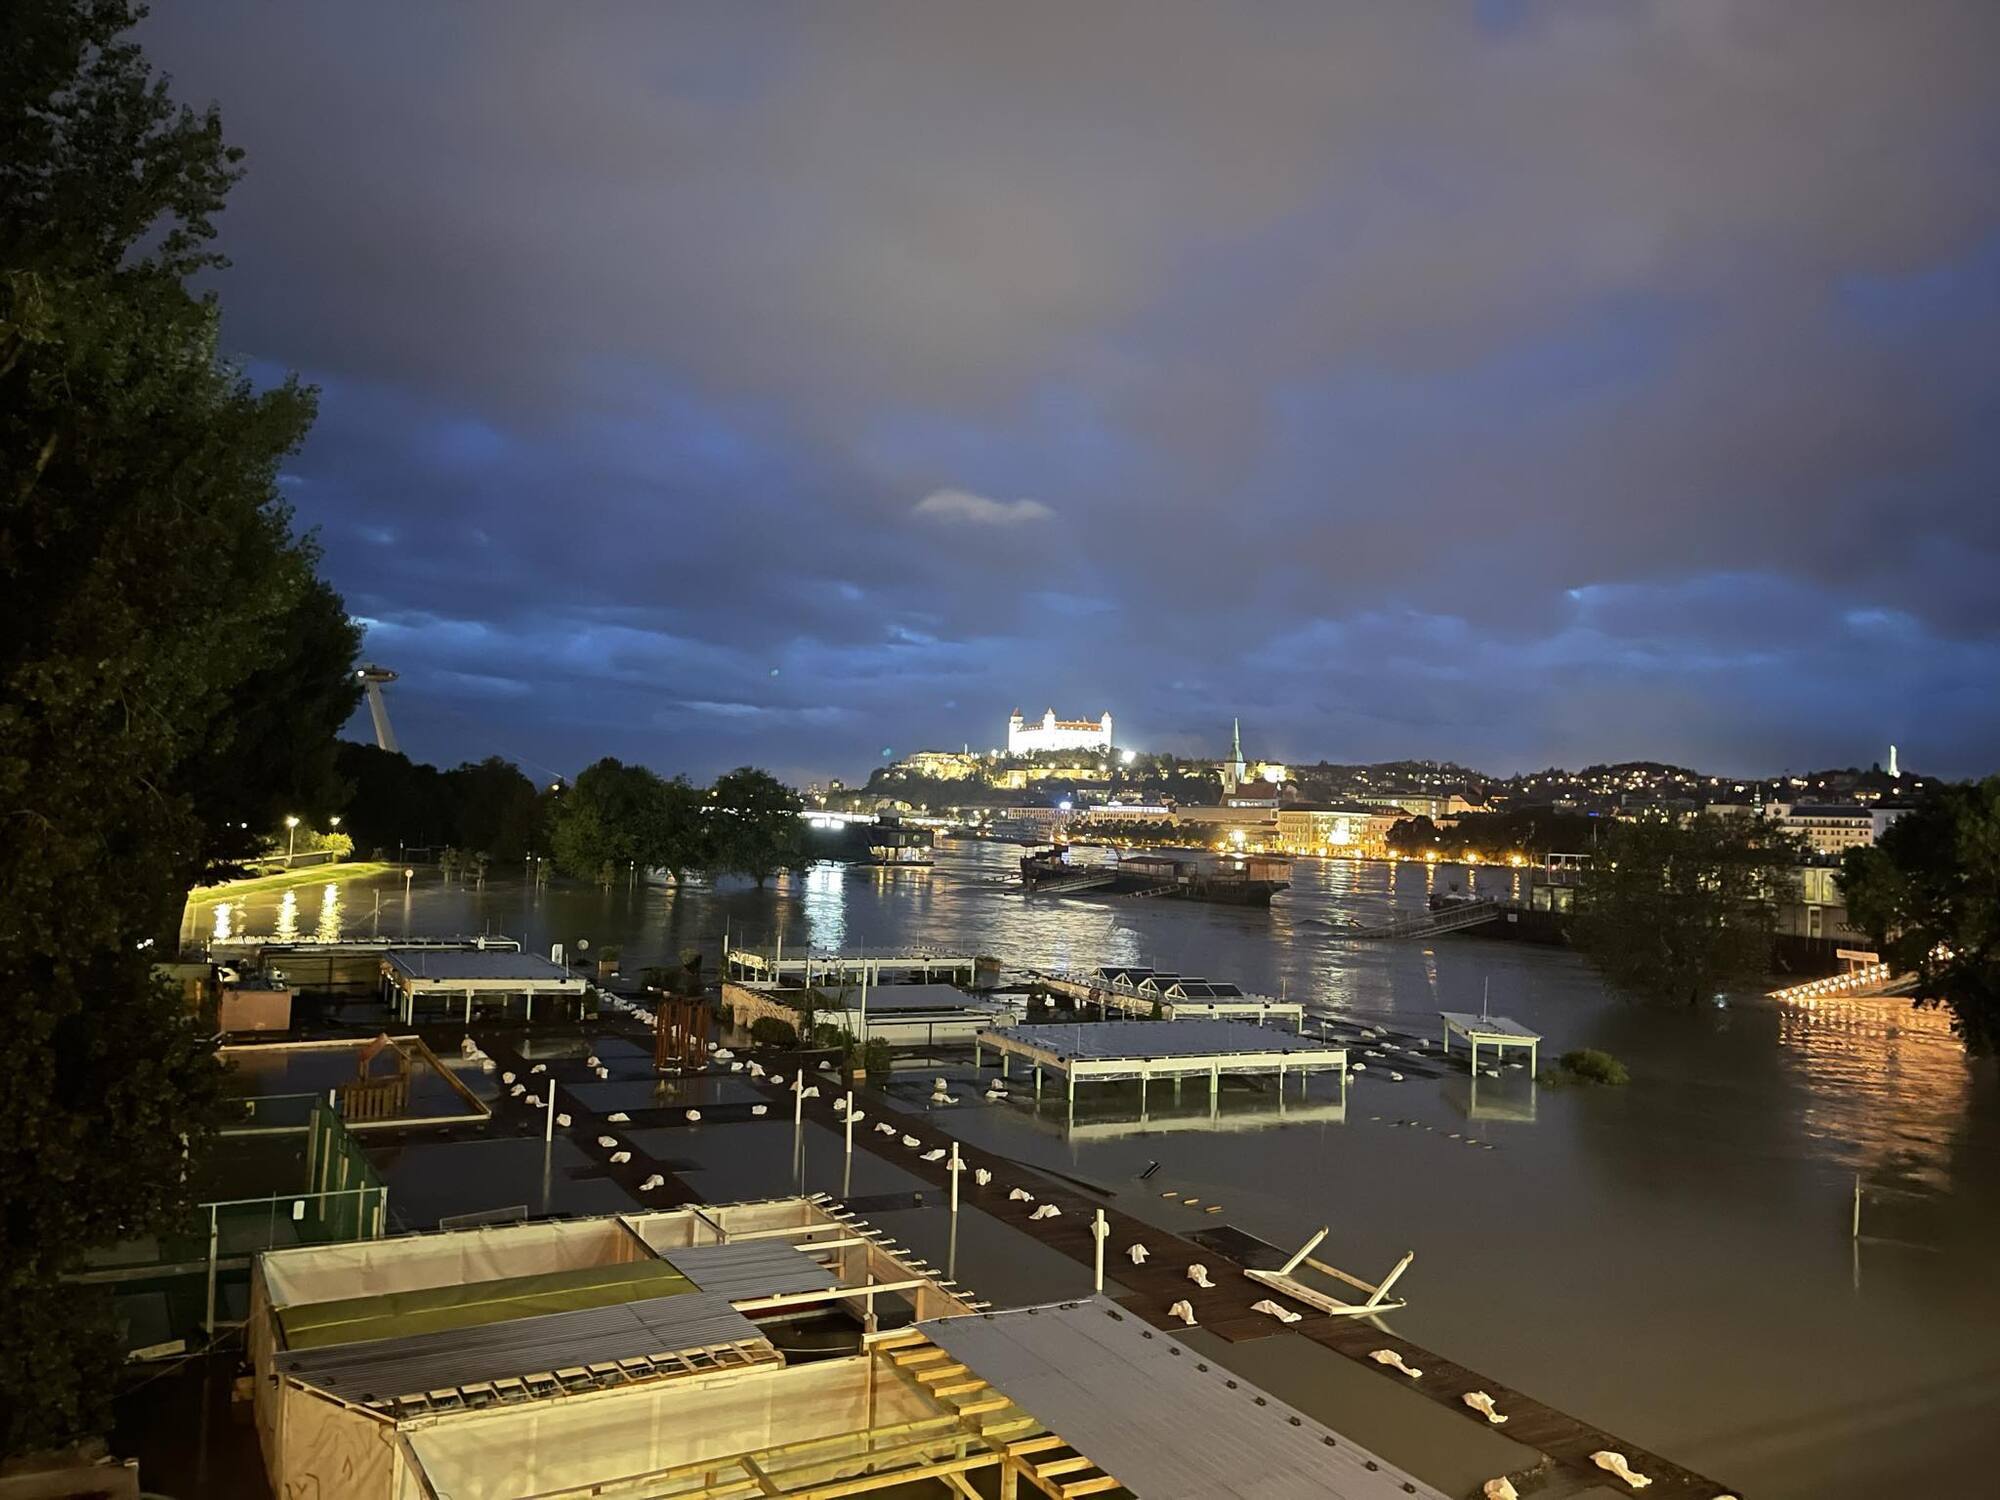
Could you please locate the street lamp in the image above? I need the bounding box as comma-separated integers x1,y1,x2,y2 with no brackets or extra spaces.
285,814,300,862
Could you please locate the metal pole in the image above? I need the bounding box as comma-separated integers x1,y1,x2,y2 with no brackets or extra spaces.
204,1204,220,1335
845,1091,855,1156
1092,1209,1108,1292
546,1083,556,1142
1852,1174,1861,1239
949,1143,961,1215
795,1071,804,1126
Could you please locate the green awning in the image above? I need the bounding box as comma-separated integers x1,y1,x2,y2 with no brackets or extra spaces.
279,1258,698,1349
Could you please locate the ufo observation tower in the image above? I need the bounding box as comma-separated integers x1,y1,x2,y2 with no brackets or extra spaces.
355,664,400,754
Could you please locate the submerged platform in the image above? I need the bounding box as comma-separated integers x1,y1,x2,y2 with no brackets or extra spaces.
1439,1011,1541,1073
381,949,588,1024
976,1019,1347,1106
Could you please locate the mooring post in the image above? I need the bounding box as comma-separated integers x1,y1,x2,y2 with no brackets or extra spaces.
845,1090,855,1155
949,1143,962,1215
1092,1209,1109,1292
794,1071,804,1126
545,1082,555,1142
1852,1173,1862,1239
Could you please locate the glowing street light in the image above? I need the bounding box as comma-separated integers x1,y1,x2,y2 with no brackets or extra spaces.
284,814,300,862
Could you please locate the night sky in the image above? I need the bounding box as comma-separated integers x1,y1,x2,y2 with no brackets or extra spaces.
141,3,2000,784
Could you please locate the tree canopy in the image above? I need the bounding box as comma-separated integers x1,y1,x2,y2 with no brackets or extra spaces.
1841,778,2000,1052
1572,815,1801,1008
708,766,806,885
1,0,358,1453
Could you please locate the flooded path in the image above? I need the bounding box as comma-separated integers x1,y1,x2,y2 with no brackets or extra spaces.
204,845,2000,1498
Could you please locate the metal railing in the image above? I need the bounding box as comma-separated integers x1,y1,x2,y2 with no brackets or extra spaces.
203,1184,390,1332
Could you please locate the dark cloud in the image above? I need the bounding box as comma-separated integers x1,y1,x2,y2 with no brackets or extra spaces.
143,1,2000,780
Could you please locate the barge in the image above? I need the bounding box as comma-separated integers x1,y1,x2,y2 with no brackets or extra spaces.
1020,846,1290,906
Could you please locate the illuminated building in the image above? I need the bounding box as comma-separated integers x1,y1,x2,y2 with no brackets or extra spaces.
892,750,981,780
1007,707,1113,754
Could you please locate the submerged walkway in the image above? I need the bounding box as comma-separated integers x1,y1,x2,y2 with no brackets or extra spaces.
1337,900,1503,940
457,1016,1736,1497
796,1080,1741,1499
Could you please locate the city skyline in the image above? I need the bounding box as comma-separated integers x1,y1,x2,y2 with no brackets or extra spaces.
140,3,2000,783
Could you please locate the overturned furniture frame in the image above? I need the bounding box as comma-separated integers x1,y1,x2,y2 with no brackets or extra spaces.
1243,1227,1414,1318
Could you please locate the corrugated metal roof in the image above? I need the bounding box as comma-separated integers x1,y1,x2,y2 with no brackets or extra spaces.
995,1021,1337,1061
278,1291,763,1404
660,1241,839,1299
920,1299,1448,1500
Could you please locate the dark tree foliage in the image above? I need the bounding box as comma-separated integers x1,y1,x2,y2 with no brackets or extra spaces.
177,577,361,870
1,1,354,1453
332,744,551,862
333,742,452,856
708,766,807,886
1385,815,1442,853
1842,777,2000,1052
551,759,729,881
551,757,666,877
1387,809,1597,858
445,755,548,863
1572,815,1802,1008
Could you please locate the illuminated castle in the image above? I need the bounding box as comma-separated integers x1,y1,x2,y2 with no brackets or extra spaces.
1007,707,1113,755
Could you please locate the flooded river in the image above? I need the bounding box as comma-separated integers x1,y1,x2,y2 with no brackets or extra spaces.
201,845,2000,1498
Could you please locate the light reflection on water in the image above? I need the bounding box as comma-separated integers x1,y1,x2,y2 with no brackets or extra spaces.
314,882,343,944
1777,994,1969,1193
211,843,2000,1497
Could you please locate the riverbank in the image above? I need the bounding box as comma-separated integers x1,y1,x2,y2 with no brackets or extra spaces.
188,859,394,900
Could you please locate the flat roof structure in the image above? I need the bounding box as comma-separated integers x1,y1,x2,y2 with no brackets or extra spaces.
976,1020,1346,1110
250,1197,986,1498
918,1298,1446,1500
380,948,587,1024
1440,1011,1542,1072
834,981,1004,1014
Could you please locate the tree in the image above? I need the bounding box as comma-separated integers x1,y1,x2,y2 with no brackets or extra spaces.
174,577,360,871
444,755,545,862
550,757,661,877
1841,778,2000,1052
651,775,712,883
708,767,806,886
334,742,453,856
1,0,356,1454
1386,816,1442,854
1572,815,1801,1008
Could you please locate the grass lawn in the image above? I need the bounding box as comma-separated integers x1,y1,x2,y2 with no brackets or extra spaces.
188,860,396,902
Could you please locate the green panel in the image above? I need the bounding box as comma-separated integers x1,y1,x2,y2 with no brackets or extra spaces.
279,1258,697,1349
